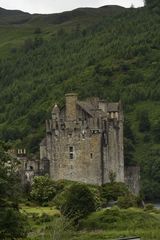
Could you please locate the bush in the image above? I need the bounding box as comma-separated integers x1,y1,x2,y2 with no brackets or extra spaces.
30,176,57,205
101,182,129,205
61,183,96,222
0,208,28,239
80,207,160,231
40,213,53,223
88,186,102,209
54,190,68,210
144,203,155,211
117,194,137,209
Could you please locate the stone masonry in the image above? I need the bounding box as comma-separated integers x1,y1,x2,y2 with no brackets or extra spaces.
40,93,125,185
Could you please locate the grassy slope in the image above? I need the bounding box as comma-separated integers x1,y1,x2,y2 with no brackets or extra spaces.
0,6,160,198
0,6,125,56
23,206,160,240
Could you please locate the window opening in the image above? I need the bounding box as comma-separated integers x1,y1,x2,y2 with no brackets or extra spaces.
69,146,74,160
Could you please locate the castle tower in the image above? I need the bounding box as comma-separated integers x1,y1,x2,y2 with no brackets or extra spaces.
40,93,125,186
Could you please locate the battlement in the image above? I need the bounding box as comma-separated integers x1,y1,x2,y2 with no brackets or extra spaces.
46,94,123,135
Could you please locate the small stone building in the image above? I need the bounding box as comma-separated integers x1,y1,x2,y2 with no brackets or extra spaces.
40,93,125,185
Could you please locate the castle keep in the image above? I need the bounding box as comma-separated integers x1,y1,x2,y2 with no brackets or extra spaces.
40,93,124,185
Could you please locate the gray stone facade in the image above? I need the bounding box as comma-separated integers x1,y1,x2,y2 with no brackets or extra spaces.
40,93,125,185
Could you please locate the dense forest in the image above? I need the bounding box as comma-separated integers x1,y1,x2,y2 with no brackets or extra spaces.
0,4,160,200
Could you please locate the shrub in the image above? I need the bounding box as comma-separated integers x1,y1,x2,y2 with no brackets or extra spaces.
40,213,53,223
80,207,160,231
88,186,102,209
144,203,155,211
54,190,68,210
101,182,129,205
30,176,57,205
61,183,96,222
117,194,137,209
0,208,28,239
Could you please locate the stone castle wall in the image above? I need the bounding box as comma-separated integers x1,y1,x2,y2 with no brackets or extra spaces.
40,93,125,186
49,131,102,185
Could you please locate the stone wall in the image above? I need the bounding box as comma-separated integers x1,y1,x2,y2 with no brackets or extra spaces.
125,166,140,195
50,130,103,185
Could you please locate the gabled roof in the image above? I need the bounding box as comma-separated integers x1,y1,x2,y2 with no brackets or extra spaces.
77,101,119,116
77,101,94,117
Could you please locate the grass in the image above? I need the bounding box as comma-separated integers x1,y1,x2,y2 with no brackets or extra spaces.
21,205,160,240
20,204,60,216
73,229,160,240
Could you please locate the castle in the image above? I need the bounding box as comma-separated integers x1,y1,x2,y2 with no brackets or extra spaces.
10,93,139,194
40,93,125,185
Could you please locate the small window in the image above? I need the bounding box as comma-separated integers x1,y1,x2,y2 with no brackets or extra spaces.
90,153,93,159
69,146,74,160
69,146,73,152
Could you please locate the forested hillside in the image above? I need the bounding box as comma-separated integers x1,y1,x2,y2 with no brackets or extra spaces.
0,5,160,200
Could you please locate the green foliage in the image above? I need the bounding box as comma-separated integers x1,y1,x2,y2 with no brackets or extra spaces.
138,110,151,132
40,216,74,240
144,203,155,211
0,6,160,200
54,190,68,210
152,120,160,143
101,182,129,204
141,146,160,200
61,183,96,221
80,207,160,232
0,143,28,239
117,194,138,209
30,176,57,205
0,208,28,239
145,0,160,12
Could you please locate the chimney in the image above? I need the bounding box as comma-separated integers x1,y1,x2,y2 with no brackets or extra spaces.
65,93,78,121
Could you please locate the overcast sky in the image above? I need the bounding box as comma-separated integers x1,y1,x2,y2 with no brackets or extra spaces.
0,0,144,14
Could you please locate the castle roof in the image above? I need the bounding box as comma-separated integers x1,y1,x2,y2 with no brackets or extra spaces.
77,100,119,116
77,101,94,117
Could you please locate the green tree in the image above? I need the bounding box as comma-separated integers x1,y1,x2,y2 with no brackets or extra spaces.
117,194,138,209
152,120,160,143
30,175,56,205
61,183,96,222
0,143,28,239
101,182,129,204
138,110,150,132
144,0,159,9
